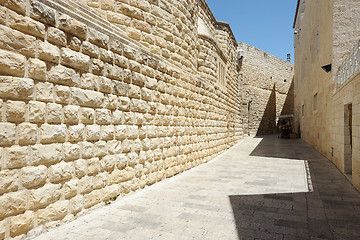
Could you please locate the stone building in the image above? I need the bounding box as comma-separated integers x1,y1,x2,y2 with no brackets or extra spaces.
237,42,294,136
293,0,360,190
0,0,293,238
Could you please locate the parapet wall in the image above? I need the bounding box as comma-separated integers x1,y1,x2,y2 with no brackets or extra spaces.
0,0,242,238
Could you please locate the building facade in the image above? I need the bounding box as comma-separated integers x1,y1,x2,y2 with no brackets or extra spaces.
293,0,360,190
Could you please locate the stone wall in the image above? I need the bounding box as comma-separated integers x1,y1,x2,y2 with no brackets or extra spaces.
0,0,243,238
237,42,294,136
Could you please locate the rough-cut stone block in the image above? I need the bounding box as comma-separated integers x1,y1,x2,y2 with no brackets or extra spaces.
88,28,109,48
9,210,35,237
47,27,66,46
80,141,93,159
0,122,16,146
64,105,79,124
36,82,53,102
58,14,87,39
74,159,86,178
113,81,129,96
87,157,100,175
8,10,46,38
68,124,85,142
49,67,80,89
69,35,81,51
93,172,107,189
6,145,28,169
85,124,100,141
0,25,36,57
70,195,83,214
61,48,90,71
28,183,61,209
22,165,47,188
36,200,68,224
95,109,111,125
0,190,27,218
31,143,63,165
29,101,46,123
78,176,93,194
29,0,56,25
5,100,26,122
47,103,62,124
28,58,46,81
55,85,71,104
0,219,5,239
103,64,123,80
118,97,131,111
82,41,99,58
63,179,78,198
84,189,101,208
102,184,119,201
71,87,104,107
0,49,26,77
98,76,114,93
100,155,115,171
80,73,96,90
63,142,80,161
99,48,113,63
101,125,114,140
40,124,66,143
48,161,73,183
37,41,60,63
112,110,123,125
106,140,122,154
0,169,19,194
93,141,107,157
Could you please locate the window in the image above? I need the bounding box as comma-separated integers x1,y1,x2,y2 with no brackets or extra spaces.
313,93,318,111
218,61,226,87
302,104,305,117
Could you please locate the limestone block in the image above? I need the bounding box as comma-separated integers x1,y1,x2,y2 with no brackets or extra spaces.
69,35,81,51
61,48,90,71
40,124,66,143
29,0,56,25
121,139,132,153
0,25,36,57
37,41,60,63
126,125,139,139
102,184,119,201
71,87,104,107
127,152,138,167
35,82,53,103
0,169,19,194
91,58,104,75
80,73,96,90
80,141,94,159
145,76,157,90
70,195,83,214
74,159,86,178
107,94,119,110
114,54,127,68
0,49,26,77
138,151,147,164
55,86,71,104
28,183,61,209
78,176,93,194
101,125,114,140
120,167,135,182
95,109,111,125
0,190,27,218
107,11,131,26
88,28,109,48
109,39,123,55
112,110,123,125
128,84,141,98
47,27,66,46
87,157,100,175
58,14,87,39
113,81,129,96
133,138,142,152
64,105,80,124
0,0,26,14
0,219,5,239
118,97,131,111
127,27,141,41
28,58,46,81
49,161,73,183
36,200,68,224
80,107,95,124
62,179,78,198
141,87,153,101
5,145,28,169
63,143,80,161
21,165,47,188
29,101,46,122
93,140,107,157
47,103,62,124
84,189,101,208
5,100,26,122
103,64,123,81
129,60,141,73
48,65,80,86
93,172,108,189
8,10,46,38
31,143,63,165
68,124,85,142
82,41,99,58
131,99,149,113
99,49,113,64
100,155,115,171
142,138,151,151
85,124,100,141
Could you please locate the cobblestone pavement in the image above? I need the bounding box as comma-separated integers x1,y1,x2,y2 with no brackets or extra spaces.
34,136,360,240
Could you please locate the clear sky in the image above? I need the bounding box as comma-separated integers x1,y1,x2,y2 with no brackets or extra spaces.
206,0,297,62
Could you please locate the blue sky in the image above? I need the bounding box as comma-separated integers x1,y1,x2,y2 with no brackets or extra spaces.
206,0,297,62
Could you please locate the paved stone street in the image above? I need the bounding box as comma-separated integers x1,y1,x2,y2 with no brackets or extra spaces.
34,136,360,240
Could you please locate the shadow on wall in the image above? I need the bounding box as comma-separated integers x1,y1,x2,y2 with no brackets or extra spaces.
280,78,295,116
256,84,277,136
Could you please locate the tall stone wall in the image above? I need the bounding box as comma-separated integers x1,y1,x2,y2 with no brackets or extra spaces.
238,42,294,136
0,0,242,238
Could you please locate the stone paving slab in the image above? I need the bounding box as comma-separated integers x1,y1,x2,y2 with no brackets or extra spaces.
33,136,360,240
